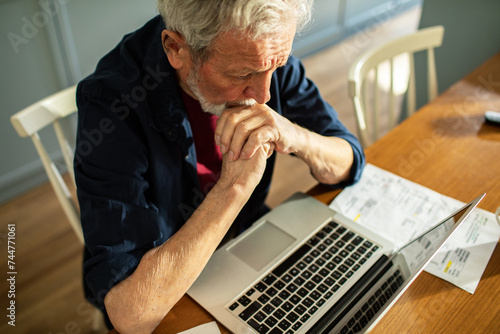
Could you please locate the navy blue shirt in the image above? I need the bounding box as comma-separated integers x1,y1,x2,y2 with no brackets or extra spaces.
75,16,365,327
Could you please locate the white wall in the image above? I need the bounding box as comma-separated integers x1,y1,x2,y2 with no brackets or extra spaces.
0,0,157,203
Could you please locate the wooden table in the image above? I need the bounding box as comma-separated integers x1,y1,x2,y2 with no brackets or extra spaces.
112,53,500,333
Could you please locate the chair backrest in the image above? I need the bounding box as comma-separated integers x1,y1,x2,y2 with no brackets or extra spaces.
348,25,445,147
10,85,83,244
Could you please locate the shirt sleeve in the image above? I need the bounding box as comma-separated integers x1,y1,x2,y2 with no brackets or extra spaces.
274,56,365,188
74,81,164,314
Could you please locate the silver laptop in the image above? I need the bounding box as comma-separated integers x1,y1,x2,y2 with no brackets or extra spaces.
188,192,484,334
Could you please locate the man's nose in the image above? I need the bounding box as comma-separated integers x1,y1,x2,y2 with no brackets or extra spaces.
243,71,273,104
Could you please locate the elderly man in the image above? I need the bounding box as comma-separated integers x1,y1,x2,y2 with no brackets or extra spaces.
75,0,364,332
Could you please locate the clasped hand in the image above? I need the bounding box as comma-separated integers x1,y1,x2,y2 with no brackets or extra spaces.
215,103,297,161
215,103,298,191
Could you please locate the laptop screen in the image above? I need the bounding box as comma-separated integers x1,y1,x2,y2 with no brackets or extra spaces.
397,203,472,274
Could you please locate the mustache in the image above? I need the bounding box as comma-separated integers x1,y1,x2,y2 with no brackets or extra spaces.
226,99,257,108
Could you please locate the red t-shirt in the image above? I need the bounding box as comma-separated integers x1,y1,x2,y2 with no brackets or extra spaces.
181,90,222,195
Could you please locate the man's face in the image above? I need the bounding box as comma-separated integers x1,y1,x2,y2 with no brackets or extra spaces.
182,28,296,116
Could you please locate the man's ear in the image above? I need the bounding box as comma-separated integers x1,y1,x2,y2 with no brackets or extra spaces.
161,30,190,70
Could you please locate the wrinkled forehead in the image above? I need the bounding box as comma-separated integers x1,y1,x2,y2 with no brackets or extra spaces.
206,27,296,71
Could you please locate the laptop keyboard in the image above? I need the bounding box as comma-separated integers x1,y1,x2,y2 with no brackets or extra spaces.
228,221,380,334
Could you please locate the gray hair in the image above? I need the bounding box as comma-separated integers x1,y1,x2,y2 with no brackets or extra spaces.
157,0,313,62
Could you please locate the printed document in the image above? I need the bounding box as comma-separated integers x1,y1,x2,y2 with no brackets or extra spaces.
330,164,500,294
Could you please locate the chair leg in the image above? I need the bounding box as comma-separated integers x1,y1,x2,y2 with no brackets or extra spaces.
91,308,105,332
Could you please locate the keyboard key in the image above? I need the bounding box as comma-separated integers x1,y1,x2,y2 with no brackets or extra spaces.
297,261,307,270
269,328,283,334
274,280,286,290
309,264,319,272
307,237,320,246
338,265,348,273
305,281,316,290
316,232,326,239
331,271,342,280
302,297,314,307
339,250,349,258
312,274,323,284
271,297,283,307
254,311,266,322
255,283,267,293
333,256,343,264
317,284,328,293
310,250,321,258
294,304,307,315
293,276,305,286
263,304,275,315
329,247,339,256
289,294,301,304
322,252,333,260
363,241,373,248
278,319,291,330
239,301,262,321
310,291,321,300
263,274,277,285
265,316,278,327
248,319,269,334
328,221,339,229
266,287,278,297
326,262,336,271
322,225,333,234
286,311,299,323
282,301,293,312
342,231,355,242
273,308,286,319
229,302,239,311
352,236,364,246
345,259,355,267
259,294,270,304
292,321,303,330
297,288,309,297
289,267,300,276
278,290,290,300
308,306,318,314
239,296,252,306
324,277,335,286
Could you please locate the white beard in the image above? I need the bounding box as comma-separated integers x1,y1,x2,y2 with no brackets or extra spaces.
186,67,256,117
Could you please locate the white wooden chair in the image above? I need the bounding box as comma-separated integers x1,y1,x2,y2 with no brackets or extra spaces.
348,25,445,147
10,85,104,330
10,85,83,242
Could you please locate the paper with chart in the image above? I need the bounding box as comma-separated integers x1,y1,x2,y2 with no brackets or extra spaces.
329,164,500,294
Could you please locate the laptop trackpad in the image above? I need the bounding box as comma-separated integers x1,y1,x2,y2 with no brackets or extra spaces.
228,221,296,272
